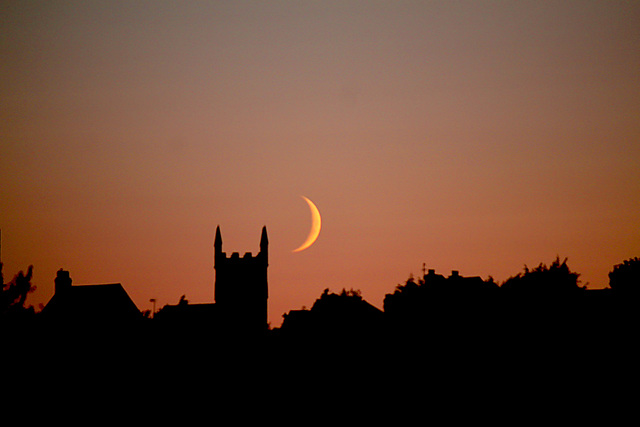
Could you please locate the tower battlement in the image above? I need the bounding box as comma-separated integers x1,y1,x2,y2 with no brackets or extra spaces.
213,225,268,332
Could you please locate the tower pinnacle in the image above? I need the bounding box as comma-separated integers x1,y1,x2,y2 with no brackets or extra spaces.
214,225,222,253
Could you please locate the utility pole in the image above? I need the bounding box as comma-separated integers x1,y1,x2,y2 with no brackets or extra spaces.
149,298,156,318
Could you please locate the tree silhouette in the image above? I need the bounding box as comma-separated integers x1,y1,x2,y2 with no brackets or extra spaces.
1,263,36,319
498,257,587,341
500,257,583,295
609,257,640,295
279,288,383,344
384,271,498,319
383,277,428,321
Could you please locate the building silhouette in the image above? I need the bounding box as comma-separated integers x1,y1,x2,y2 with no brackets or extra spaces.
41,268,141,325
38,226,269,338
155,226,269,336
214,225,269,333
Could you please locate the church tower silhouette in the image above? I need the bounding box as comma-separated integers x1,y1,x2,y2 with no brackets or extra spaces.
214,225,269,333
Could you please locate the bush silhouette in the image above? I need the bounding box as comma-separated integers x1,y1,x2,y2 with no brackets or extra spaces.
1,263,36,319
609,257,640,295
500,257,583,296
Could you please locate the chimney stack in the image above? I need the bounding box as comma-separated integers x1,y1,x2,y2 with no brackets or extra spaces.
55,269,72,294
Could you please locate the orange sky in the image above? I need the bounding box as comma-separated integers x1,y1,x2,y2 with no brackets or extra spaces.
2,1,639,327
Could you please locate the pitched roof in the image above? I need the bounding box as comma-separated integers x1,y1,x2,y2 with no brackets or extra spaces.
42,283,140,322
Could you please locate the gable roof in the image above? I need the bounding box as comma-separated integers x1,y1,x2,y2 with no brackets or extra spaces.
42,283,140,322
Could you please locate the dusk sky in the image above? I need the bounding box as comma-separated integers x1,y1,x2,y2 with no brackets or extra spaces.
2,1,639,327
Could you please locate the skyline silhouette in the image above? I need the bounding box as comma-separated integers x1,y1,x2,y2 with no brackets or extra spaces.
2,222,638,329
4,240,639,339
4,246,638,413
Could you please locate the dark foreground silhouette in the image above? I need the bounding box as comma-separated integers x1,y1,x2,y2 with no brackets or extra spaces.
5,257,639,350
3,253,639,411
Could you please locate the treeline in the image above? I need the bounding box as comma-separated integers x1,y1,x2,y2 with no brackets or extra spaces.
273,257,640,348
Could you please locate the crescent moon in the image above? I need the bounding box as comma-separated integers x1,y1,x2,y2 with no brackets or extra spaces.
292,196,322,253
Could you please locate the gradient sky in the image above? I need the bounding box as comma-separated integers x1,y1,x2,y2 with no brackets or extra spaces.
2,1,639,327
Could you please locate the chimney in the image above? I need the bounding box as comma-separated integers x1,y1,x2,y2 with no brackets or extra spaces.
55,269,72,294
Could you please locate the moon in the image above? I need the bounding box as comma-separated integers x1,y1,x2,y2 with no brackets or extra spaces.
292,196,322,253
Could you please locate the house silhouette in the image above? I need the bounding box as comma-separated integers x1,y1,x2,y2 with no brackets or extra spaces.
41,269,141,325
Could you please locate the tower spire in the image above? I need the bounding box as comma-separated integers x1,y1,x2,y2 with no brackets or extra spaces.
260,226,268,266
260,226,268,249
214,225,222,253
